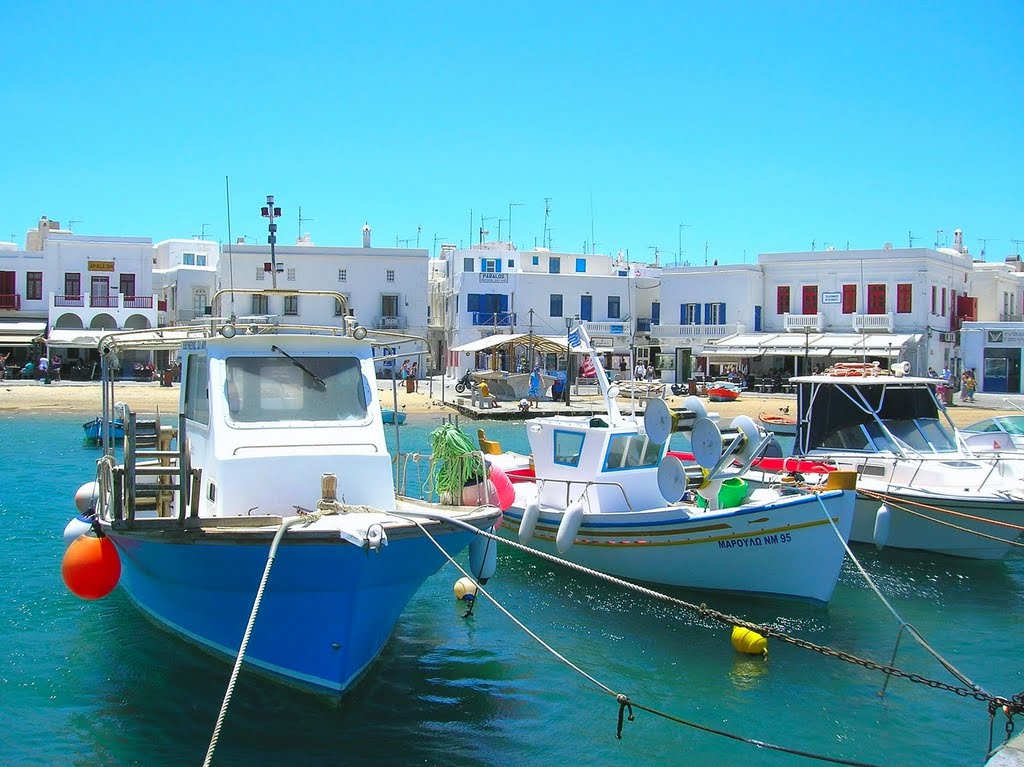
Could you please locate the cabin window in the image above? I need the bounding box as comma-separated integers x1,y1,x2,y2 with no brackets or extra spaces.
183,354,210,425
553,430,585,467
602,434,662,472
225,355,367,423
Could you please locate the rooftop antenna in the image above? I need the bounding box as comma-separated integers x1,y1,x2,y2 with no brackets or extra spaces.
195,223,212,240
678,223,691,262
480,214,497,244
935,228,944,248
542,197,552,249
508,201,524,248
704,241,709,266
1012,239,1024,256
432,233,446,257
298,206,314,239
908,231,920,248
978,237,997,259
590,193,596,255
811,238,816,251
68,219,83,231
647,245,660,265
416,225,421,248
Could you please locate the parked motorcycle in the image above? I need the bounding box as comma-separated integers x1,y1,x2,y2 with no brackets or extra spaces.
454,370,474,393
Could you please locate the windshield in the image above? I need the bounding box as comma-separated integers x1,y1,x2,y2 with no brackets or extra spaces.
884,418,957,453
225,355,367,423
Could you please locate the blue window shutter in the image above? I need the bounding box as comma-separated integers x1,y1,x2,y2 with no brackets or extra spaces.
703,303,711,324
718,302,726,324
680,304,686,324
499,294,508,311
754,305,762,331
652,302,660,324
495,259,502,273
467,294,480,312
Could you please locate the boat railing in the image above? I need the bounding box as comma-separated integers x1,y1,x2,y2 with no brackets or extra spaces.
886,451,1021,493
535,477,638,514
394,450,494,506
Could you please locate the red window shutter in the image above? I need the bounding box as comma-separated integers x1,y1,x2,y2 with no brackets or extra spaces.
776,286,790,314
867,284,886,315
842,284,857,314
802,285,818,314
896,284,912,313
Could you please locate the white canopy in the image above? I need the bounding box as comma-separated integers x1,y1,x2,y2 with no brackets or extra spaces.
449,333,569,354
702,332,922,358
0,320,46,347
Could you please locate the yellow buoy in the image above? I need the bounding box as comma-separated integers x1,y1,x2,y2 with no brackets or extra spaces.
453,576,478,603
731,626,768,656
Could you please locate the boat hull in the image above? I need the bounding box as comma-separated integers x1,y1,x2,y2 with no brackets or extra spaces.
849,488,1024,560
105,523,477,694
504,489,854,604
83,418,124,445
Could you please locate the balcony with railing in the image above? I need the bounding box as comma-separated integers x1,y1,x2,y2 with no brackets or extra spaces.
89,294,119,308
783,313,825,332
650,322,743,341
471,311,516,327
54,294,84,307
123,295,153,309
635,317,652,332
851,312,894,332
583,320,631,336
0,294,22,310
999,313,1024,323
375,315,409,330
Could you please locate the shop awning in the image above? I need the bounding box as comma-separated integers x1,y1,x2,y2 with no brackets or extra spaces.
47,328,113,348
0,320,47,347
702,332,922,358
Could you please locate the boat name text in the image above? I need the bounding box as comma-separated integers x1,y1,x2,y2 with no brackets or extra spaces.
718,532,792,549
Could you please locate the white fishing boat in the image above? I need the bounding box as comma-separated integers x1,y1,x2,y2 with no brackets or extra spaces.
959,413,1024,453
501,322,857,605
62,288,498,695
749,367,1024,560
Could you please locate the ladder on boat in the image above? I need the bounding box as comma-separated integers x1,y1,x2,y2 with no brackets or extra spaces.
111,408,201,526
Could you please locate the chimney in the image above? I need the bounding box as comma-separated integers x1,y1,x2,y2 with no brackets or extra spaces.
362,223,371,248
954,228,964,253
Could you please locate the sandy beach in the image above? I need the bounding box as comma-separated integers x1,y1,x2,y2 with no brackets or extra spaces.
1,377,1017,428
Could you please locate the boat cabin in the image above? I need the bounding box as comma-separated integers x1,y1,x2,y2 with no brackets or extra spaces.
793,375,960,458
526,415,668,513
178,332,398,517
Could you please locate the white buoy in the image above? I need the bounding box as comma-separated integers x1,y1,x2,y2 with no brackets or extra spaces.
519,501,541,544
468,529,497,583
556,502,584,554
74,482,99,514
63,515,95,549
873,504,891,550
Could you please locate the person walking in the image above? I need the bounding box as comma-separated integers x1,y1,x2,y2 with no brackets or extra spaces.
527,367,543,408
633,361,645,381
410,361,419,392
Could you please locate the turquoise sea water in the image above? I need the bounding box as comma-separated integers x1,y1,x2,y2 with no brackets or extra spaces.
2,412,1022,766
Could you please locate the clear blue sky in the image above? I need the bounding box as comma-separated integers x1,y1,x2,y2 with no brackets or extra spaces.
3,1,1021,264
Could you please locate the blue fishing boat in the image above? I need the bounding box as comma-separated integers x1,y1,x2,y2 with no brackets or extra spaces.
64,287,498,695
82,416,124,445
382,408,406,425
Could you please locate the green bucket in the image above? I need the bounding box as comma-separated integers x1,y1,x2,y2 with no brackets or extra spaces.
696,477,748,509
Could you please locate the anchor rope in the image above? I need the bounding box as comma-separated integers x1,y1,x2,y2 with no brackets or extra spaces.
202,508,335,767
400,513,888,767
452,521,1023,714
810,494,986,694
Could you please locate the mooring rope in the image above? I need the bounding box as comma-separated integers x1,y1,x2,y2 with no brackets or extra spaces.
400,513,888,767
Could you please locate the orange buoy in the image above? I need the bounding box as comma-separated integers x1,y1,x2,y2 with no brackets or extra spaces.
62,535,121,600
488,462,515,511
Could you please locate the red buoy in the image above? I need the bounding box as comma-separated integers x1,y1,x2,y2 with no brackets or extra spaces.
62,535,121,600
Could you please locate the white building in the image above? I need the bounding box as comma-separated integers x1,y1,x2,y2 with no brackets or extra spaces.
0,217,158,372
652,231,1009,384
434,242,660,376
956,254,1024,394
213,225,430,374
153,238,220,326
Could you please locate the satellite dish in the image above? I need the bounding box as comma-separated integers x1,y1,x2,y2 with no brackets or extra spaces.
683,395,707,420
644,397,673,445
657,454,688,503
691,417,724,469
731,415,762,463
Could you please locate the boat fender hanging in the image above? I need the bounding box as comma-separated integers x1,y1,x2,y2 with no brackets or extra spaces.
488,463,515,511
468,528,498,583
63,515,95,549
62,535,121,600
519,501,541,544
556,502,585,554
74,482,99,515
731,626,768,656
873,504,890,550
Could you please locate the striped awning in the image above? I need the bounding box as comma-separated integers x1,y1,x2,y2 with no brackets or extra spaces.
0,320,46,347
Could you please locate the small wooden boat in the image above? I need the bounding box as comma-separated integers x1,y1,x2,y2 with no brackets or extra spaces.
757,410,797,435
82,416,124,445
382,408,406,425
706,382,741,402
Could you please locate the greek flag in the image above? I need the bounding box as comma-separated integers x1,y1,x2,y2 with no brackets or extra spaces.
567,326,592,353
